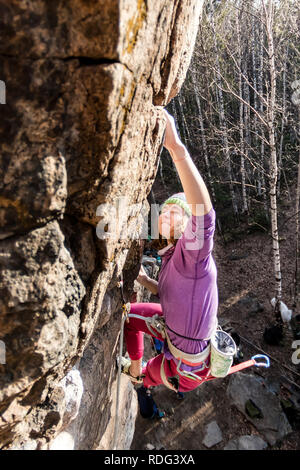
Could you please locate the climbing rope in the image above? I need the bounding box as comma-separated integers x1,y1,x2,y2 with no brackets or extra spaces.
112,272,131,451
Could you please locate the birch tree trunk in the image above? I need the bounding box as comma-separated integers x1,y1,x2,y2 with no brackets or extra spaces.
263,0,282,309
258,13,269,216
236,4,248,213
251,12,260,194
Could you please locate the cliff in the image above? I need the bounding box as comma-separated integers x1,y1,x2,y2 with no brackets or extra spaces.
0,0,203,449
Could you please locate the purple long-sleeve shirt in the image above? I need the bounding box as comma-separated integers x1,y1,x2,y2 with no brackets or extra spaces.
157,207,218,372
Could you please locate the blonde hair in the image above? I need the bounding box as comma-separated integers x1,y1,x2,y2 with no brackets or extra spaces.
169,212,190,246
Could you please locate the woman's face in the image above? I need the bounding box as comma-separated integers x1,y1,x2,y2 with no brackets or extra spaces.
158,203,186,240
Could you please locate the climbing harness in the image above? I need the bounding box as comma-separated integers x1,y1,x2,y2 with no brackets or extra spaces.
112,272,271,448
121,310,270,393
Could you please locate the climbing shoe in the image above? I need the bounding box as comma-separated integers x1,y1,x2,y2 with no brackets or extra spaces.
136,386,165,419
116,356,145,384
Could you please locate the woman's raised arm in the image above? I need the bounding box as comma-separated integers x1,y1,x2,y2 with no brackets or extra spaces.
163,110,212,217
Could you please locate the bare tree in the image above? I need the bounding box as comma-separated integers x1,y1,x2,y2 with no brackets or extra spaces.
277,44,291,200
262,0,282,310
236,2,248,213
209,0,239,216
191,74,216,203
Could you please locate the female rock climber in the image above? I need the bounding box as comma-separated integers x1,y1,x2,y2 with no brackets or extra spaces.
120,109,218,418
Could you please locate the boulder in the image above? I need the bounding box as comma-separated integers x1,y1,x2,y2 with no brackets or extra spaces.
237,294,264,314
224,435,268,450
227,373,292,446
202,420,223,448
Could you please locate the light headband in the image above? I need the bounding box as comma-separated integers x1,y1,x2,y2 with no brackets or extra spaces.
161,196,192,218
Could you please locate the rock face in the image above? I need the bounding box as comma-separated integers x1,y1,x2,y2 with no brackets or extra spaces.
0,0,204,449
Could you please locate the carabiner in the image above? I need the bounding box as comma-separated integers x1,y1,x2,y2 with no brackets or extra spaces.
252,354,270,368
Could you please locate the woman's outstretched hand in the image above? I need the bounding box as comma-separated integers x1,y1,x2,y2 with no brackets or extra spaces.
163,109,183,152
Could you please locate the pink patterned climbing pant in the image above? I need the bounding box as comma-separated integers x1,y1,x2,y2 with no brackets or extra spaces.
124,302,211,393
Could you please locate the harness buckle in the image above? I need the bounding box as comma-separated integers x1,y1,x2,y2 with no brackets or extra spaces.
150,314,166,338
